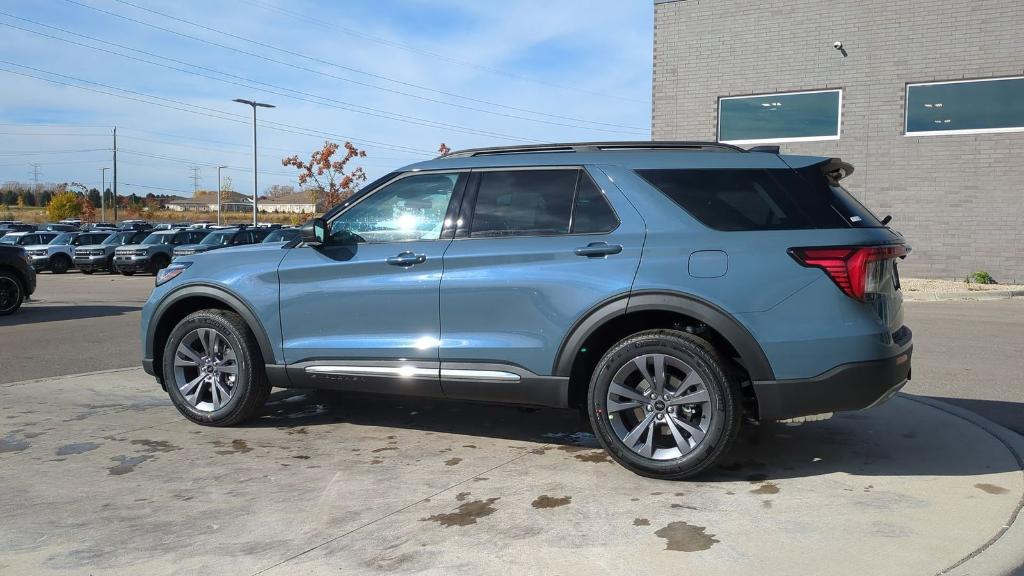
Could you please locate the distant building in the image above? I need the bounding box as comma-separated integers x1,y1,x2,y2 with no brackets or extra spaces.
259,191,318,214
165,191,253,212
652,0,1024,281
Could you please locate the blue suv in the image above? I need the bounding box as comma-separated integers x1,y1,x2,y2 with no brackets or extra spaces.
141,142,912,479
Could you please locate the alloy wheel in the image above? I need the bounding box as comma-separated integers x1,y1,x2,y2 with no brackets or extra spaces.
605,353,713,460
0,276,20,313
171,327,240,412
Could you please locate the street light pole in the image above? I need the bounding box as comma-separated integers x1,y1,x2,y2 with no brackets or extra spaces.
232,99,275,226
99,167,109,222
216,165,227,226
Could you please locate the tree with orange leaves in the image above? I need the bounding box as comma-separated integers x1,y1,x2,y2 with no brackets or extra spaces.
282,141,367,211
438,142,452,156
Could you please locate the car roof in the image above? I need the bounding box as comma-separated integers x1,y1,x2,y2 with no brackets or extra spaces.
401,142,830,172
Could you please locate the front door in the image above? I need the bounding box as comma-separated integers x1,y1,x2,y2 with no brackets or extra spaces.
278,171,466,396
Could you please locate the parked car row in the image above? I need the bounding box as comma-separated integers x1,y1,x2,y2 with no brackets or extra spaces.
0,220,299,277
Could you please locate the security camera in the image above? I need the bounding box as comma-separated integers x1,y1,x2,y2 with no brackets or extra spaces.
833,41,844,50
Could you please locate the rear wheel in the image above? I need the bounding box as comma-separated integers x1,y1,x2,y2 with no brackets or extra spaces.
162,309,270,426
587,329,741,480
0,271,24,316
50,254,71,274
150,255,170,275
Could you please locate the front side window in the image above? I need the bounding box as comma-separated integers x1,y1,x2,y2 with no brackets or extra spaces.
142,233,175,245
330,173,459,243
906,77,1024,136
49,233,76,245
200,232,233,246
718,89,842,144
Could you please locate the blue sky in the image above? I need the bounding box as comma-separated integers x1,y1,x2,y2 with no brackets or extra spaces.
0,0,652,198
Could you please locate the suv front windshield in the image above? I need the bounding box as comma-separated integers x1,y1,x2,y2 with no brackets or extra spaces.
200,231,235,246
263,229,298,243
142,233,177,245
104,232,134,245
0,235,18,245
49,233,77,245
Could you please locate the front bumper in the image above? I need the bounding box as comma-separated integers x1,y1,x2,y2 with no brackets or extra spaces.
29,256,50,271
114,255,151,272
752,344,913,421
75,255,112,271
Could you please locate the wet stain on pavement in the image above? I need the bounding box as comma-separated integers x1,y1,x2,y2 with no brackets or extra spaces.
56,442,100,456
108,455,152,475
372,447,397,453
292,455,311,460
455,492,471,502
462,444,477,449
750,482,779,495
762,500,773,509
445,457,462,466
573,450,612,464
655,521,719,552
421,498,499,527
633,518,650,526
23,431,44,439
974,483,1009,495
130,439,180,453
671,504,698,510
531,495,571,509
214,439,252,455
557,445,588,454
0,434,30,453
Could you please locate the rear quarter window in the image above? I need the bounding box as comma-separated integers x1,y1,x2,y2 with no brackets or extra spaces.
636,167,881,231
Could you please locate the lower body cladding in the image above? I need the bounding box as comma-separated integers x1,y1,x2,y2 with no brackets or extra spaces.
752,346,913,421
280,360,569,408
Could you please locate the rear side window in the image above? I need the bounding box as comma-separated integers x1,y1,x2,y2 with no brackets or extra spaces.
636,168,879,231
469,169,619,238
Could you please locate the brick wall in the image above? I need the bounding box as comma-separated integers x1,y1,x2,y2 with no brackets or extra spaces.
652,0,1024,282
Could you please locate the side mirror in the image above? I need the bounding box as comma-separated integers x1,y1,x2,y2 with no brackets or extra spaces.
300,218,326,246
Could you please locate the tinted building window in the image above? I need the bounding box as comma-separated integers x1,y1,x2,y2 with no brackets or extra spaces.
906,77,1024,135
636,168,880,231
470,170,577,237
719,90,841,144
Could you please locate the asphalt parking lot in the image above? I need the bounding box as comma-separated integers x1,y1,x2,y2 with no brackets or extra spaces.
1,273,1022,575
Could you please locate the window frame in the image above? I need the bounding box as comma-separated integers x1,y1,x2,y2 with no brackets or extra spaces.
324,169,469,245
904,75,1024,137
717,88,843,145
455,166,620,240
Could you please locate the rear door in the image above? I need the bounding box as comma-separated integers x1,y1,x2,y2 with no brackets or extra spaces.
438,166,644,397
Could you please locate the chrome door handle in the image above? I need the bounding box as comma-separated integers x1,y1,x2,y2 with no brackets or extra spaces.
574,242,623,257
386,252,427,267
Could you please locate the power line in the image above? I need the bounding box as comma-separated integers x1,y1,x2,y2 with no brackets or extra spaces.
58,0,647,134
0,61,435,156
245,0,646,105
109,0,647,127
0,17,547,142
120,181,190,194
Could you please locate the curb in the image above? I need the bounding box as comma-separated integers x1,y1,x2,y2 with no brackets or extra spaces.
903,395,1024,576
904,290,1024,302
0,365,140,388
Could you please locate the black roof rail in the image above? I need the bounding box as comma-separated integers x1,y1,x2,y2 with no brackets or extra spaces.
748,145,780,154
442,141,746,158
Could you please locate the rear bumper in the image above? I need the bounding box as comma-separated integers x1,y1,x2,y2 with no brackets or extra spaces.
752,344,912,421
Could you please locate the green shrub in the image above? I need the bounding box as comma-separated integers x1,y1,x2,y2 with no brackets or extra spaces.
965,271,995,285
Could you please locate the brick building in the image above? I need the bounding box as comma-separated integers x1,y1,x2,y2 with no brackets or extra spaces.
652,0,1024,281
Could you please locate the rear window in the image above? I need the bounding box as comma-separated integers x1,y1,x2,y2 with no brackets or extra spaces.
636,167,882,231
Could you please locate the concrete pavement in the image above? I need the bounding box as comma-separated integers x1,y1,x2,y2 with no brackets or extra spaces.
0,368,1021,575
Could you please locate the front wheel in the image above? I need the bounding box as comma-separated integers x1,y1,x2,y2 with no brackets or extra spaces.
0,271,24,316
150,255,170,275
50,255,71,274
587,329,741,480
162,309,270,426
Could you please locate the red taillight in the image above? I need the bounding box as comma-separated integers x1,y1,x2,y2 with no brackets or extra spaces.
789,245,907,301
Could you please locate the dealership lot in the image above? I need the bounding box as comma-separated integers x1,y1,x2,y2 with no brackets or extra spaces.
1,273,1022,575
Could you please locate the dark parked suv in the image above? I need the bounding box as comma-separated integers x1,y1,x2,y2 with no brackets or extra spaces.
0,244,36,315
141,142,912,479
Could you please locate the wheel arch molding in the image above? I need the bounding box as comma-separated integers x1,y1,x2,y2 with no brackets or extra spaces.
552,290,775,382
146,283,278,375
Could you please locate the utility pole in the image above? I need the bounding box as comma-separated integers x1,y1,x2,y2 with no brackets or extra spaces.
190,166,201,195
112,127,118,222
216,165,227,226
100,167,109,222
233,98,275,226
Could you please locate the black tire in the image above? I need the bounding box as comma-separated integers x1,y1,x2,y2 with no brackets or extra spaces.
121,270,135,276
587,329,741,480
0,270,24,316
50,254,71,274
150,255,170,275
161,309,270,426
80,269,94,275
